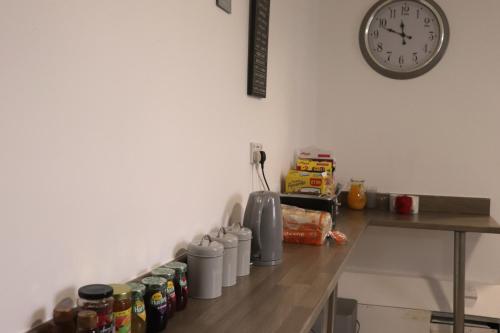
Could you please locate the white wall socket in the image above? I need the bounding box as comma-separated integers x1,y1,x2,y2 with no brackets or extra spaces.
250,142,263,164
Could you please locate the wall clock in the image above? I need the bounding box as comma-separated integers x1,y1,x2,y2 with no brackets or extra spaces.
359,0,449,79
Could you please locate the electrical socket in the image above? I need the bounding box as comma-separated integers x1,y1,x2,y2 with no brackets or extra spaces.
250,142,263,164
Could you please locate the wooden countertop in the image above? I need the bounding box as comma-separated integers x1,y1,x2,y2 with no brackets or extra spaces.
166,211,369,333
364,210,500,234
164,209,500,333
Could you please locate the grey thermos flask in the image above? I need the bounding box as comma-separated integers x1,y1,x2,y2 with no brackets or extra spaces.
243,191,283,266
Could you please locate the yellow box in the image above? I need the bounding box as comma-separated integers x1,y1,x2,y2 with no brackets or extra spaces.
285,170,334,196
295,159,334,173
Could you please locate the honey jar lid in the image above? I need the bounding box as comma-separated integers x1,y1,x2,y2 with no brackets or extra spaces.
110,284,132,301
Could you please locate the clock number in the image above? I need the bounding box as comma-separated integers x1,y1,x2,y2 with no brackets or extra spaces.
424,17,431,27
413,52,418,64
376,42,383,52
417,8,421,19
386,51,392,62
371,29,380,39
389,7,396,19
401,3,410,16
379,18,387,28
399,55,405,65
424,43,429,53
429,31,435,41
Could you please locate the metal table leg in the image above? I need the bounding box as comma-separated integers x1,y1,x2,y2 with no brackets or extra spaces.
454,231,466,333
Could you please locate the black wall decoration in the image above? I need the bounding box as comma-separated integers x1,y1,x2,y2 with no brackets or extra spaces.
247,0,270,98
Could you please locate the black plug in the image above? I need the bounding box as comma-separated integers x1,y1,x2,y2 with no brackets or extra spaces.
259,151,270,191
259,151,267,165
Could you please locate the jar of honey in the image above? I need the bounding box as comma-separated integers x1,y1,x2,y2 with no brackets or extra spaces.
110,284,132,333
347,178,367,210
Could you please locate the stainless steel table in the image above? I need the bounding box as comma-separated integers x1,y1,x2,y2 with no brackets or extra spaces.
366,210,500,333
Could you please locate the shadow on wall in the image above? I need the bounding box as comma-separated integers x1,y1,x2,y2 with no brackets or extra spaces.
29,286,77,331
170,193,244,259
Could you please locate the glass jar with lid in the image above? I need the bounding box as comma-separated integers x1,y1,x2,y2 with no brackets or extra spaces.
77,284,114,333
163,261,188,311
110,284,132,333
347,178,367,210
141,276,168,332
127,282,147,333
151,267,176,318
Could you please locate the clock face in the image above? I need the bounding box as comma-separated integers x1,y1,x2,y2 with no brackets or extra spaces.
360,0,449,79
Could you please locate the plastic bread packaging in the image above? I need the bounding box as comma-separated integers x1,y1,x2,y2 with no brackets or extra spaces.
282,204,333,246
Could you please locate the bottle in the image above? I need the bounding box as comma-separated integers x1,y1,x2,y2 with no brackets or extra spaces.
110,284,132,333
141,276,168,333
77,284,114,333
127,282,147,333
347,178,367,210
53,298,76,333
77,310,98,333
151,267,176,318
162,261,189,311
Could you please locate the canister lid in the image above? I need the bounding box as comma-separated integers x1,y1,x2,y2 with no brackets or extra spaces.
188,235,224,258
78,284,113,300
151,267,175,280
211,229,238,249
127,282,146,297
227,224,252,241
110,284,132,301
163,261,188,273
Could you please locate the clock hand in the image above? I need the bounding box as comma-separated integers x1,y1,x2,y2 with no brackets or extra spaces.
398,20,412,45
384,27,413,40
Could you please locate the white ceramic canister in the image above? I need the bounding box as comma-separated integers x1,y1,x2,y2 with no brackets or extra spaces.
187,234,224,299
227,223,252,277
211,227,238,287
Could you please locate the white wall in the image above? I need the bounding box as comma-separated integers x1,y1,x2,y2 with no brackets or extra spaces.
318,0,500,312
0,1,321,331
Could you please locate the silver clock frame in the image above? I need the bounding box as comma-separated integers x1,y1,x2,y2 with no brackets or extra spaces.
359,0,450,80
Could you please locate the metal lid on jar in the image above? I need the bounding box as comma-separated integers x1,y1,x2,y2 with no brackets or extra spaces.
141,276,167,289
77,310,98,330
127,282,146,297
227,224,252,241
78,284,113,300
187,235,224,258
110,284,131,301
151,267,175,280
163,261,189,273
211,227,238,249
